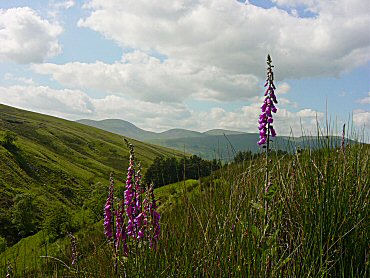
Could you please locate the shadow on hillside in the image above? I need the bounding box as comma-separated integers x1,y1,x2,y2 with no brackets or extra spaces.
6,146,40,181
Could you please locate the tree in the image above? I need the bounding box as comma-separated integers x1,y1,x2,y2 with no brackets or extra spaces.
43,202,72,242
12,193,41,237
145,155,217,188
84,182,111,223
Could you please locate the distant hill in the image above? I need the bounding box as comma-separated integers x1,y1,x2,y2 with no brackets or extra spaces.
77,119,159,140
77,119,354,160
77,119,245,141
0,104,183,245
157,128,206,139
203,129,246,136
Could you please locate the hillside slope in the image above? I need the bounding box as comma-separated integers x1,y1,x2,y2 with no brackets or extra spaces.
0,104,183,245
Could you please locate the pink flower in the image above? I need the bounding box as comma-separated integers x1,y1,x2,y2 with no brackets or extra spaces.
104,176,114,240
257,54,278,146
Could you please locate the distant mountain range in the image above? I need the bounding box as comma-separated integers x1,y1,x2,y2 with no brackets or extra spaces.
77,119,353,160
77,119,246,141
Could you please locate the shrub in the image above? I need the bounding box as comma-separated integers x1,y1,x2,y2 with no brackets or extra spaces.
43,203,73,242
0,131,17,149
0,236,6,253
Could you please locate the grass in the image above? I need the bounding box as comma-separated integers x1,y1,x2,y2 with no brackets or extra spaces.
0,104,368,277
2,136,368,277
0,104,184,247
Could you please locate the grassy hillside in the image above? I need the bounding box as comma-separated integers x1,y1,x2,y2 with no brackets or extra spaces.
1,105,367,277
0,104,183,246
1,139,368,277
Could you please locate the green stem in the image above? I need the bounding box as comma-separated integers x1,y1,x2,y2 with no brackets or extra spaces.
264,123,271,226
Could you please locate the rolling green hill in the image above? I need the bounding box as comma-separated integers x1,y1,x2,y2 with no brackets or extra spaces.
0,104,183,246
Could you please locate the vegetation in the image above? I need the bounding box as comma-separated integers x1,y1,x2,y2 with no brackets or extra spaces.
0,99,368,277
0,131,17,150
1,139,368,277
0,104,183,246
144,155,222,187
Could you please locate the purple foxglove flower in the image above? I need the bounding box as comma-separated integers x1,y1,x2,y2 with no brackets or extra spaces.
104,176,115,240
261,102,267,112
258,123,266,130
260,137,267,144
115,207,128,256
271,93,277,103
257,55,278,146
124,142,138,237
126,220,135,236
270,126,277,137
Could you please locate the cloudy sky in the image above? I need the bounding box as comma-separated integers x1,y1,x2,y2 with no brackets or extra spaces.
0,0,369,139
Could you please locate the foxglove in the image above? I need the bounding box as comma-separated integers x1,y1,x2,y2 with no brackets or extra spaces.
258,54,278,146
104,175,114,240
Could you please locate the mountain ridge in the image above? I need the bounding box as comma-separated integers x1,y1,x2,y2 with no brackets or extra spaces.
77,118,355,160
76,119,248,141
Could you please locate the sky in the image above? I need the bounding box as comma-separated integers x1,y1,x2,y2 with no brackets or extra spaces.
0,0,369,140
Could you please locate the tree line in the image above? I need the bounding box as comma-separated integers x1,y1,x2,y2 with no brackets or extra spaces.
144,155,222,188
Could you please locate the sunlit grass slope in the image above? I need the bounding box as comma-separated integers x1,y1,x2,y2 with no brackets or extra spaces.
0,104,183,245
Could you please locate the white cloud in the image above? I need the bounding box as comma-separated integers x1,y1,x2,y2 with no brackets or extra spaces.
4,73,35,85
0,85,191,130
52,0,75,10
77,0,369,79
353,109,370,128
28,1,369,108
277,82,290,95
194,105,325,137
0,84,326,135
0,85,94,118
356,92,370,105
0,7,63,63
32,55,260,103
296,108,319,118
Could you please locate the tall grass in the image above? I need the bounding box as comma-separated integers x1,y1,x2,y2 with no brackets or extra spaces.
2,135,368,277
